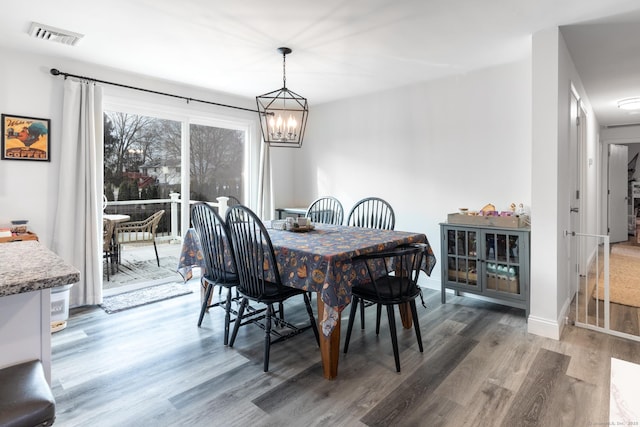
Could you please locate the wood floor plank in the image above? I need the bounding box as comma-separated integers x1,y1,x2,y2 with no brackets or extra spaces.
500,348,571,426
454,381,514,427
397,394,463,427
553,325,612,387
360,334,478,426
538,374,596,427
435,322,522,406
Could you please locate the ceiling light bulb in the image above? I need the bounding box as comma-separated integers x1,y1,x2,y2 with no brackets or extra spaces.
617,97,640,110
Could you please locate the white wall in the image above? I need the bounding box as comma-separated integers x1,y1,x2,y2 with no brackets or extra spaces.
278,59,532,290
0,46,259,248
529,27,601,339
556,30,602,334
530,28,561,337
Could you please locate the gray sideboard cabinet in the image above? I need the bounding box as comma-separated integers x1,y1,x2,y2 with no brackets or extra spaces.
440,223,530,317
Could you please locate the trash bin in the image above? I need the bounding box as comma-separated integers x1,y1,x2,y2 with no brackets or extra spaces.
51,284,73,333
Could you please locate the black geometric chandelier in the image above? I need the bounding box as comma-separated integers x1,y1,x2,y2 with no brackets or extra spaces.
256,47,308,148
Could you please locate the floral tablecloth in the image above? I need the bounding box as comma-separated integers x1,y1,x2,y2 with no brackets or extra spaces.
177,223,436,336
177,228,205,282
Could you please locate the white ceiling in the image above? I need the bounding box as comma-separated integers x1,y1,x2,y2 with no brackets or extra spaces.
561,9,640,126
1,0,640,126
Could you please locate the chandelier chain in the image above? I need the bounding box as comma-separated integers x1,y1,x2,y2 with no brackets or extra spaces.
282,51,287,89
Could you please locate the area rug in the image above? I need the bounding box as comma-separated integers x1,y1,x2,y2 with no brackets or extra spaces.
100,282,192,314
593,251,640,308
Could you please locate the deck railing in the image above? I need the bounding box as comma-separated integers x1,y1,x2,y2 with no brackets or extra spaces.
104,194,230,242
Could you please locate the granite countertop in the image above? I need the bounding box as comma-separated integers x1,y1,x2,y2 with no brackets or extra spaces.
0,241,80,297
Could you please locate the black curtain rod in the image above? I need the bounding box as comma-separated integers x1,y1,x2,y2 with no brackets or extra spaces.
49,68,260,114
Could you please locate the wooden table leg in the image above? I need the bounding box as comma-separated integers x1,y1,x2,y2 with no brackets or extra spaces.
317,294,340,379
399,302,413,329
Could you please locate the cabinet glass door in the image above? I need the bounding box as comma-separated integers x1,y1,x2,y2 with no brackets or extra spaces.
484,231,521,296
446,229,478,288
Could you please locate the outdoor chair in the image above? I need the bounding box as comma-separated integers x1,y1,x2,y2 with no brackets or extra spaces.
346,197,396,329
191,202,241,345
343,244,427,372
116,210,165,266
103,218,116,281
305,196,344,225
226,204,319,372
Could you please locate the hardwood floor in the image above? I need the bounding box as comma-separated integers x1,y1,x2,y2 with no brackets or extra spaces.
51,282,640,426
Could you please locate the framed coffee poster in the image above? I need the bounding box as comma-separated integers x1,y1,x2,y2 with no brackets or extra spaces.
1,114,50,161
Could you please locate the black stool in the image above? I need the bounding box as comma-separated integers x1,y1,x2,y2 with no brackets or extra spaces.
0,360,56,427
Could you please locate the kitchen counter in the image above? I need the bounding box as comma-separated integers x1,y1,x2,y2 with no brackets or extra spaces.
0,240,80,383
0,240,79,297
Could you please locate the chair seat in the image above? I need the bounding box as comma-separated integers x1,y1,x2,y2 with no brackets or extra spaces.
117,231,154,243
353,276,421,305
249,280,305,304
202,270,238,286
0,360,56,427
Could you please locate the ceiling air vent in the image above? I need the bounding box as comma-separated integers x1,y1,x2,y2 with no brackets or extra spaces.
28,22,84,46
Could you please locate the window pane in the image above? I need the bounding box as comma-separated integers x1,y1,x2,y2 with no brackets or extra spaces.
189,124,245,203
104,111,182,201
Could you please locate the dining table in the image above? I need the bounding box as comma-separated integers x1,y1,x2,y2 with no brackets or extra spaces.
178,222,436,379
103,213,131,224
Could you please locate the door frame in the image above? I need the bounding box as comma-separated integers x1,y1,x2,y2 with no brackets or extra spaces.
568,85,586,294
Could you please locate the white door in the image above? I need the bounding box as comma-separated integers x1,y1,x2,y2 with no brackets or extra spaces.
608,144,628,243
568,90,581,295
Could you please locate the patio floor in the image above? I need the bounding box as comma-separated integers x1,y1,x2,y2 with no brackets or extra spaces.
103,240,196,296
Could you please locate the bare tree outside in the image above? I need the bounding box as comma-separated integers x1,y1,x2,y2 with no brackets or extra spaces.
103,111,245,205
189,124,244,203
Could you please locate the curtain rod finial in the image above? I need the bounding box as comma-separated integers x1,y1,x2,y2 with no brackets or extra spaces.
50,68,60,76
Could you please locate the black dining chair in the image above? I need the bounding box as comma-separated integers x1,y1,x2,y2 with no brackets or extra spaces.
191,202,239,345
225,195,242,206
305,196,344,225
346,196,395,230
343,244,426,372
226,204,320,372
346,197,396,329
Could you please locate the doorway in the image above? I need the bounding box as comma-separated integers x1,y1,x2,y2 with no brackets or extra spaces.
101,102,252,296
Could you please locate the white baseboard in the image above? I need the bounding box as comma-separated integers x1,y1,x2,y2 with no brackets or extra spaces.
527,315,561,340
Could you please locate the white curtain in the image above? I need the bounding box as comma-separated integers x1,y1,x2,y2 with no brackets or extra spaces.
52,79,104,307
257,142,274,220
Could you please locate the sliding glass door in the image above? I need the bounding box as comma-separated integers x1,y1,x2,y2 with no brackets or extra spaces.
102,103,252,293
